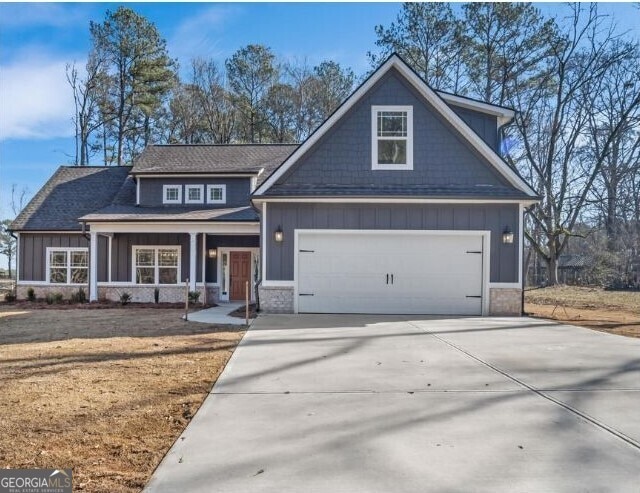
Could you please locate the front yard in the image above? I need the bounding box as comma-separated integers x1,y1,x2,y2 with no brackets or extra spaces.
0,306,244,492
525,285,640,338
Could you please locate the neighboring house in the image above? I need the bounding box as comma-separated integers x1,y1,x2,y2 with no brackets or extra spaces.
9,55,538,315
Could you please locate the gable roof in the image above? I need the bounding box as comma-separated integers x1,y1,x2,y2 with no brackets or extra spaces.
254,54,537,199
132,144,298,182
9,166,131,231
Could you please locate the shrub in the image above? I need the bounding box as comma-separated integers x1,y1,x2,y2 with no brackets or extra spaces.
53,292,64,304
188,290,201,303
4,292,16,302
119,292,132,306
45,293,54,305
154,287,160,304
26,287,36,301
71,287,87,303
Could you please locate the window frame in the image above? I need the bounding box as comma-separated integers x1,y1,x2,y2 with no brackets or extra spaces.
206,184,227,204
371,105,414,171
162,185,182,204
185,184,204,204
45,247,89,285
132,246,181,285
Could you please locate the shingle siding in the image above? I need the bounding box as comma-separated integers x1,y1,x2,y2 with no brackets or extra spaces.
269,68,512,195
265,202,519,283
449,105,499,151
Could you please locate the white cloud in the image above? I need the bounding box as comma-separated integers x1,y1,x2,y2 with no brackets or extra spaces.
168,5,241,68
0,3,91,29
0,56,77,140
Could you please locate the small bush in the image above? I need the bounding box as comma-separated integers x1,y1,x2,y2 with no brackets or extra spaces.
27,287,36,301
119,292,132,306
188,290,201,303
53,292,64,304
70,287,87,303
154,287,160,304
46,293,54,305
4,292,16,302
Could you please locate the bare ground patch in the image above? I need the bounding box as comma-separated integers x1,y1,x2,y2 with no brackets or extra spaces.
525,286,640,338
0,306,244,492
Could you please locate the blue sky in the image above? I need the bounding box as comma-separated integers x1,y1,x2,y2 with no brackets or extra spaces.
1,2,639,221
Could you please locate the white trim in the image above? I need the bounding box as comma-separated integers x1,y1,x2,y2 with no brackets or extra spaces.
17,281,89,287
292,229,490,316
216,247,260,302
189,233,197,290
15,232,19,282
107,234,112,283
132,245,182,285
45,246,90,286
261,280,294,287
206,184,227,204
136,178,140,205
201,233,206,288
436,92,515,127
89,232,97,301
185,184,204,204
518,203,524,287
371,105,413,171
132,173,258,179
162,184,182,204
261,201,267,283
253,197,537,206
250,176,258,193
88,222,259,234
15,230,85,234
488,283,522,289
254,55,537,198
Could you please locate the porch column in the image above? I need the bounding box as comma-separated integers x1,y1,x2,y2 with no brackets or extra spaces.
189,232,197,291
89,231,98,302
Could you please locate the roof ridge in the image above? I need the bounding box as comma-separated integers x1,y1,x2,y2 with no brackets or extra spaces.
149,143,299,147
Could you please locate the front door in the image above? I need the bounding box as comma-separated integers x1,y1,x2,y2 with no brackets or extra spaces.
229,251,251,301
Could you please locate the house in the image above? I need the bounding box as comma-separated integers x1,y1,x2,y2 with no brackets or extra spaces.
9,55,538,315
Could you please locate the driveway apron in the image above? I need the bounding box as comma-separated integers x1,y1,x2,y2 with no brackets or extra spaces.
145,315,640,492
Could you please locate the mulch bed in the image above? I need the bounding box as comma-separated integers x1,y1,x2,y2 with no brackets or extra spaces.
1,300,216,310
228,303,258,319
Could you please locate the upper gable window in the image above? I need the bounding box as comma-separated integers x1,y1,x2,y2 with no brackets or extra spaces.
372,105,413,170
207,184,226,204
163,185,182,204
185,185,204,204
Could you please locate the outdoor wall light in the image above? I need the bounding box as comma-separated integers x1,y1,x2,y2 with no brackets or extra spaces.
208,248,218,259
502,226,514,244
274,226,284,243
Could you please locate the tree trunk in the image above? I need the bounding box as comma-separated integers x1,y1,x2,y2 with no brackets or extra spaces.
547,251,559,285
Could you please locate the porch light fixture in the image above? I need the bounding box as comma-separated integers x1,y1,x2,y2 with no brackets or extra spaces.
274,226,284,243
208,248,218,259
502,226,514,244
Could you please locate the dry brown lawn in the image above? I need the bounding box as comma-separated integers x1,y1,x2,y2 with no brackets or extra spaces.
0,306,244,492
525,286,640,338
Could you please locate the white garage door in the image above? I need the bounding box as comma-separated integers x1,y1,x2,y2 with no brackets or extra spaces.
297,231,484,315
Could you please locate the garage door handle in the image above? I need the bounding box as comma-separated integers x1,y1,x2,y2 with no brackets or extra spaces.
299,249,315,253
466,250,482,254
299,293,314,296
466,295,482,298
391,274,394,284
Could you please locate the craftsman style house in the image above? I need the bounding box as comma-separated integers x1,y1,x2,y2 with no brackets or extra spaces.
10,55,538,315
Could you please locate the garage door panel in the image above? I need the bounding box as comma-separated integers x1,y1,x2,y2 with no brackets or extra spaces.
297,232,484,315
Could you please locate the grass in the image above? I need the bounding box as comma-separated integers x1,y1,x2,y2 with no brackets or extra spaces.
0,306,244,492
525,286,640,338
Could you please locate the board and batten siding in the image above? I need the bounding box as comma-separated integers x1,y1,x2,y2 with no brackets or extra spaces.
205,235,260,283
19,233,108,282
272,68,509,191
139,177,252,207
265,203,519,283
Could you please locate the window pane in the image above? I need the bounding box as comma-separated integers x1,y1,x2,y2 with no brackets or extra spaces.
158,267,177,284
50,268,67,283
378,140,407,164
377,111,407,137
71,251,87,267
158,249,178,266
136,267,155,284
188,188,201,201
166,187,179,201
136,249,155,266
50,251,67,267
210,187,223,201
222,253,228,294
71,268,88,283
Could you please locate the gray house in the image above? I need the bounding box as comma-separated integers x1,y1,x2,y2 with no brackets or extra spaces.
10,55,537,315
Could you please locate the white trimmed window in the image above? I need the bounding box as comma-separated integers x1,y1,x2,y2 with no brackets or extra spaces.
133,246,180,284
207,184,226,204
46,248,88,284
185,185,204,204
163,185,182,204
372,105,413,170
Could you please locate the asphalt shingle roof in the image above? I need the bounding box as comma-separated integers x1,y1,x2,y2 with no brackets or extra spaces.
132,144,298,181
9,166,131,231
80,205,258,222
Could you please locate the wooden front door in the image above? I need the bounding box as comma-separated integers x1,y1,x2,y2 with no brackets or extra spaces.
229,251,251,301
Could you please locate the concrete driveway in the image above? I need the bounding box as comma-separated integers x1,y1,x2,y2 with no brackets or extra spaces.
145,315,640,492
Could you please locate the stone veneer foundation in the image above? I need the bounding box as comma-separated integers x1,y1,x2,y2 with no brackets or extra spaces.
488,288,522,316
258,285,294,313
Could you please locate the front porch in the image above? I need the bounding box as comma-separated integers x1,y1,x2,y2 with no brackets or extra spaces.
87,222,260,304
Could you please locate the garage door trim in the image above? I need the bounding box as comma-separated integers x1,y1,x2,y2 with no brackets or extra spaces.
293,229,491,315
